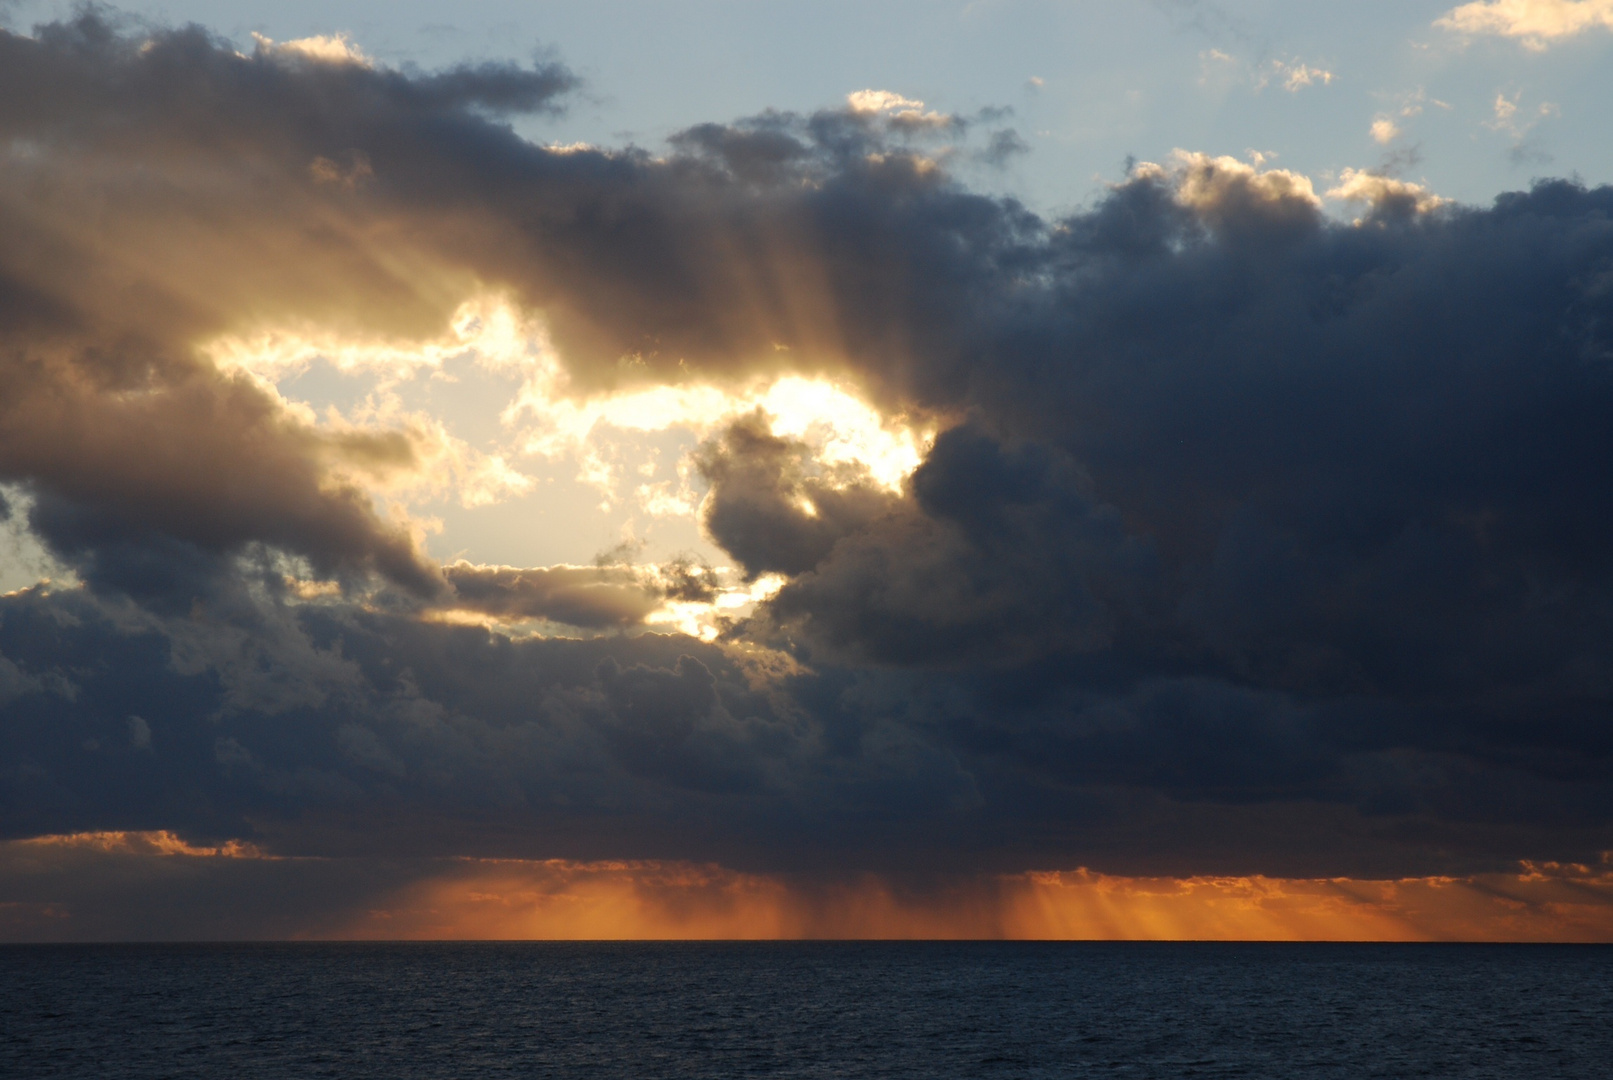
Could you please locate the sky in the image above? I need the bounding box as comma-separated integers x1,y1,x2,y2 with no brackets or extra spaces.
2,0,1613,940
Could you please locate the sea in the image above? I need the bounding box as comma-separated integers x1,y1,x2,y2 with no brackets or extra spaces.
3,942,1610,1078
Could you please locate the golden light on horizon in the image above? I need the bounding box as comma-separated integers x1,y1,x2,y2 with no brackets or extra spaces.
320,854,1613,943
15,833,1608,944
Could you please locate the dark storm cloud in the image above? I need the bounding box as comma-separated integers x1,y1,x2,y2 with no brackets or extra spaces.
0,581,987,871
2,11,1613,894
752,424,1159,667
696,411,898,578
2,574,1602,879
680,149,1613,869
9,396,436,602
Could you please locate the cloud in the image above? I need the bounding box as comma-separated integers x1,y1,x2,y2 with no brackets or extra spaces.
1324,169,1449,218
755,424,1154,667
7,381,442,602
441,561,665,628
978,128,1031,167
3,13,1613,926
0,15,582,602
840,89,964,135
1262,59,1334,93
696,411,900,579
1437,0,1613,48
126,715,151,750
251,31,374,67
1202,52,1335,95
1485,91,1560,138
435,557,724,631
1139,150,1322,230
0,651,44,707
5,833,1611,940
846,89,925,114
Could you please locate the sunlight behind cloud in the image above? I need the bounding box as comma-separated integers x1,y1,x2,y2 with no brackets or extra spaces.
200,297,935,609
211,296,934,505
205,296,539,386
644,572,785,641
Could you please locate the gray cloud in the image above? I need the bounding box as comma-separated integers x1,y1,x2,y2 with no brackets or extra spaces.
696,412,898,578
757,425,1159,668
441,562,662,628
435,557,721,630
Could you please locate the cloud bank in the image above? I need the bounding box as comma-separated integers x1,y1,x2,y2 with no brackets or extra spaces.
2,13,1613,935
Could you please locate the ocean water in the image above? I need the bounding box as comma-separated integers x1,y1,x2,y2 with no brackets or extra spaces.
3,943,1610,1078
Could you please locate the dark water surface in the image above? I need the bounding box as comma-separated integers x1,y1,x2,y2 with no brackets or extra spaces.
3,942,1610,1078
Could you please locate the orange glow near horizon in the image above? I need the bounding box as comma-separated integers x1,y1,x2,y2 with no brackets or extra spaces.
334,857,1613,943
7,833,1613,942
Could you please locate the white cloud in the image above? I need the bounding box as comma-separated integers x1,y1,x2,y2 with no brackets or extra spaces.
1485,91,1560,136
251,32,373,66
1137,151,1322,215
1205,53,1335,94
846,89,925,114
1365,89,1453,147
1269,60,1334,92
1437,0,1613,49
1325,169,1450,216
843,90,955,132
